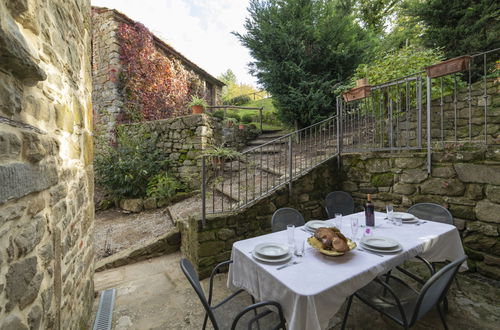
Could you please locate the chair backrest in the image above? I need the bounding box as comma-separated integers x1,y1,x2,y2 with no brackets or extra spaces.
325,191,355,218
407,203,453,224
180,258,220,330
410,255,467,325
271,208,305,232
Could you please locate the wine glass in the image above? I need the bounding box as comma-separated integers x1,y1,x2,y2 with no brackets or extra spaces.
350,217,359,240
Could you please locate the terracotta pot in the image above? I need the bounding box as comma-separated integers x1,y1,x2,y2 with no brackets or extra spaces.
239,124,245,130
342,85,371,102
192,105,204,114
425,56,472,78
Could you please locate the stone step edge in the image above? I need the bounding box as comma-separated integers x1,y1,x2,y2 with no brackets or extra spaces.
95,228,181,272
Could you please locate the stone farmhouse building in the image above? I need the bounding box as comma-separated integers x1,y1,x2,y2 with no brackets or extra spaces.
91,6,224,136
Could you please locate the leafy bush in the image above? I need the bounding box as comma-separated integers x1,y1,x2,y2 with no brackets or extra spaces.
95,134,169,198
211,109,225,120
226,112,241,122
263,111,281,125
146,173,184,200
241,114,253,124
202,146,241,160
226,95,251,106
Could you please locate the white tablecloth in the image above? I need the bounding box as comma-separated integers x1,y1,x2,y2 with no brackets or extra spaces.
227,212,466,330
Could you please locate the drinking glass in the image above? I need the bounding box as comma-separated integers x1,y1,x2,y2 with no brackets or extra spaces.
394,215,403,226
334,213,343,229
350,217,359,240
294,239,305,257
287,224,295,250
386,204,394,222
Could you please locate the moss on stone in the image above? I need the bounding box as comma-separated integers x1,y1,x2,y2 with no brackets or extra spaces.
371,173,393,187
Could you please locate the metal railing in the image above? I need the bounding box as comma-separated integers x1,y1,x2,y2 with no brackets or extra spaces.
201,115,339,223
200,48,499,225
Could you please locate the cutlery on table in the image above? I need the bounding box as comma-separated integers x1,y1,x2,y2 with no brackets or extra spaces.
277,261,300,270
415,221,427,226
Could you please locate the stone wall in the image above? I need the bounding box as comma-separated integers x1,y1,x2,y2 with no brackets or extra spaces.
179,158,341,278
221,125,259,150
340,146,500,279
91,7,224,142
91,8,122,142
118,114,221,188
0,0,94,329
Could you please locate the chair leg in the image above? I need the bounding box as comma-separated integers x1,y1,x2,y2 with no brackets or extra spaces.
202,314,208,330
437,303,448,330
442,296,449,314
341,295,354,330
251,296,261,330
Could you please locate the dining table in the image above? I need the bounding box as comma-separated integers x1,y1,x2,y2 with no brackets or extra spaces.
227,211,467,330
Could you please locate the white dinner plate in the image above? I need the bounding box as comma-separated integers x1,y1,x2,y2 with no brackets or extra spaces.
252,251,293,263
305,220,330,231
253,243,289,258
401,218,419,224
360,242,402,253
393,212,415,220
361,236,400,249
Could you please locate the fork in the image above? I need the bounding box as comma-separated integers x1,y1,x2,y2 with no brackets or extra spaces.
415,221,427,226
277,261,300,270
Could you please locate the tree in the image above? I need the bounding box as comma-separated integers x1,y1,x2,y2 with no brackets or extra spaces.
217,69,263,104
408,0,500,59
234,0,372,127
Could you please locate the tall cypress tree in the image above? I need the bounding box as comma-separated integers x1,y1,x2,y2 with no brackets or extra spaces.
409,0,500,58
234,0,372,127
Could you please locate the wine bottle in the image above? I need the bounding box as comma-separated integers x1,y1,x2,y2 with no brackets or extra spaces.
365,194,375,226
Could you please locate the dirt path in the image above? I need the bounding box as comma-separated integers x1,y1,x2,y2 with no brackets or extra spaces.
93,207,175,260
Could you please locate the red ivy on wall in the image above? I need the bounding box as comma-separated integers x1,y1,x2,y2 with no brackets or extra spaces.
117,22,202,122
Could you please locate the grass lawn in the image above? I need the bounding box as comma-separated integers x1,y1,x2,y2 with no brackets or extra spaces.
223,98,286,131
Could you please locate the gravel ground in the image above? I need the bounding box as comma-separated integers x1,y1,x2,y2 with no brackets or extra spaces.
93,207,174,260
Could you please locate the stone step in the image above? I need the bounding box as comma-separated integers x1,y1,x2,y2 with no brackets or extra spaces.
247,138,286,146
242,145,286,154
258,131,287,139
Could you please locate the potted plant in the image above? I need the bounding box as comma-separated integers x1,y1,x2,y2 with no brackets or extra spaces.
188,96,208,114
238,123,245,130
343,78,371,102
224,118,237,127
202,145,241,167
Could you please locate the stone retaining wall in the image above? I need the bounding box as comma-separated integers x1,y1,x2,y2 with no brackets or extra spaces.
95,228,181,271
118,114,220,188
341,146,500,279
0,0,94,328
221,125,259,150
179,158,341,278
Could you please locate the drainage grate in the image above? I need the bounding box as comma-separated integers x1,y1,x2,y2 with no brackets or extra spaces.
93,288,116,330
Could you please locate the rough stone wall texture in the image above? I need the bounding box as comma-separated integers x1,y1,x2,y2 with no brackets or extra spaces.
340,146,500,279
179,158,340,278
118,114,221,188
91,8,223,142
0,0,94,329
397,79,499,146
91,9,122,142
221,125,259,150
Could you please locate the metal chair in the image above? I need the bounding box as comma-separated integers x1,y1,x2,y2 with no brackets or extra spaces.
341,255,466,330
271,207,305,232
324,191,355,218
180,258,286,330
407,203,453,225
342,256,467,329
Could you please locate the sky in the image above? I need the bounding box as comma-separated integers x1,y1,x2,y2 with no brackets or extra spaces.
91,0,258,87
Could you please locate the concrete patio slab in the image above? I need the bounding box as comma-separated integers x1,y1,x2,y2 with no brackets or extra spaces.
93,252,500,330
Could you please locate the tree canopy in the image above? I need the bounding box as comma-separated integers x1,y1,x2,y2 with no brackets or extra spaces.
235,0,372,127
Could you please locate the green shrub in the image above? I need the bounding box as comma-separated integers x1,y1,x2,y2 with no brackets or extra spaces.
241,114,253,124
146,173,184,199
227,95,251,106
95,134,169,198
211,109,225,120
226,112,241,122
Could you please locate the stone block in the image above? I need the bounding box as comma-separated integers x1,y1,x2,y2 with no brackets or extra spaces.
393,183,416,195
476,262,500,279
0,130,22,160
5,257,43,311
22,131,46,163
467,221,499,237
420,178,465,196
198,241,224,257
0,315,29,330
475,200,500,223
394,157,425,169
119,198,143,213
465,184,484,200
28,304,42,330
400,169,428,184
485,185,500,203
370,173,393,187
0,162,58,203
365,158,391,173
13,214,45,258
449,204,475,220
431,166,456,178
143,198,157,210
217,228,235,241
454,163,500,185
342,181,357,192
